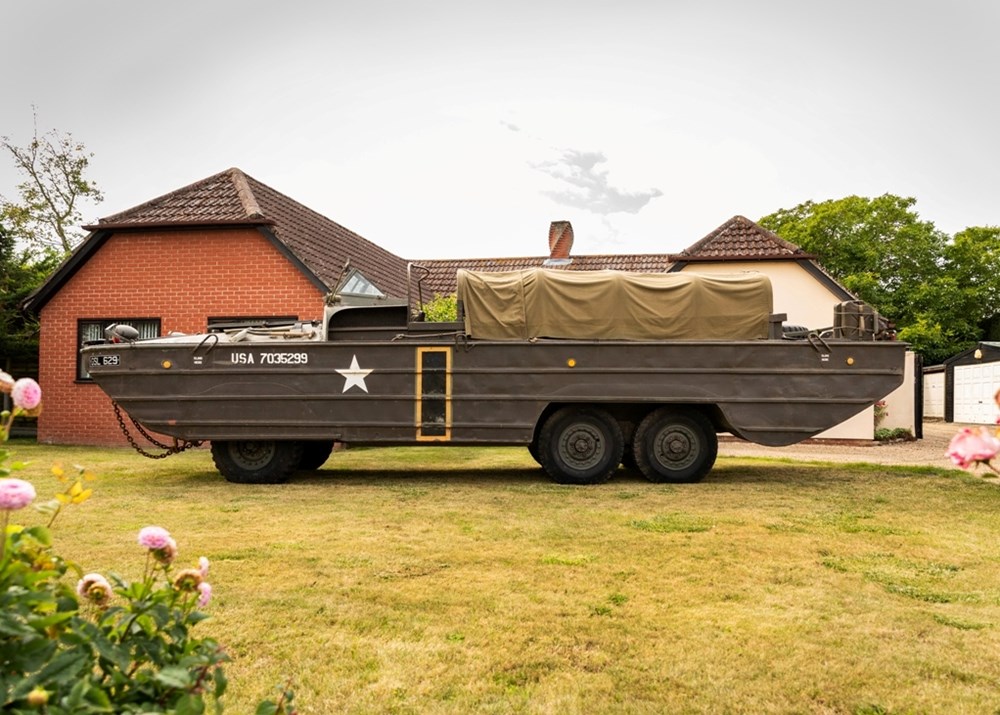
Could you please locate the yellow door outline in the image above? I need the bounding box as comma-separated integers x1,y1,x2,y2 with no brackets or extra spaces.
415,346,452,441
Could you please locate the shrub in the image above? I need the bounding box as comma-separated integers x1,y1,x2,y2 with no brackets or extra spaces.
1,370,295,714
421,293,458,322
874,427,913,442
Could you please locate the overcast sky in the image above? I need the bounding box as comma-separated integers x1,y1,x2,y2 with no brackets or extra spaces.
2,0,997,259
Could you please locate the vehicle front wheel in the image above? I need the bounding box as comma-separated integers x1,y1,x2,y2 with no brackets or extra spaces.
211,440,303,484
538,407,623,485
632,409,717,483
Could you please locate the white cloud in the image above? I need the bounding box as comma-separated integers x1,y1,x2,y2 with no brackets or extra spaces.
533,149,664,216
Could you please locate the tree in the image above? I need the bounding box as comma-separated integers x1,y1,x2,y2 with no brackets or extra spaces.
944,226,1000,341
758,195,970,363
0,223,61,372
421,293,459,322
1,111,103,252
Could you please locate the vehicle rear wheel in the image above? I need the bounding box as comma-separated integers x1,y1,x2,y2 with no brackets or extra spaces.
633,409,717,483
211,440,303,484
298,440,335,470
538,407,623,485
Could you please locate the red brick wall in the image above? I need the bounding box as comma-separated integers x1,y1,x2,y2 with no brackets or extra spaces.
37,228,324,445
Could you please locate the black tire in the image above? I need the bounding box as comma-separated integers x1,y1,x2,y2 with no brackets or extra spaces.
298,440,335,471
633,408,717,483
527,439,543,468
538,407,623,485
211,440,303,484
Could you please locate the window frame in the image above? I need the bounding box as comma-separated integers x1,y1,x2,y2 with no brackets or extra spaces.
339,268,385,299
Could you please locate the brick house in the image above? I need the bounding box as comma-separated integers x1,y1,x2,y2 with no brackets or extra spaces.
24,168,407,445
25,168,907,445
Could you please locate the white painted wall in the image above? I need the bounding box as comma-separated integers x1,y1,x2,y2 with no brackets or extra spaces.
816,406,874,440
677,261,841,331
882,351,917,433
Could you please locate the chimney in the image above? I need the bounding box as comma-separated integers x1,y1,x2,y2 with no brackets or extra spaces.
544,221,573,266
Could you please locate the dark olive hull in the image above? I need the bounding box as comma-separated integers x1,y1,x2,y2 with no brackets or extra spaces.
84,338,906,446
82,337,906,447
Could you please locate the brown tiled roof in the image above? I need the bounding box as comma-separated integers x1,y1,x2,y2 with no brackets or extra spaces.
415,254,675,297
672,215,813,261
98,168,265,224
94,168,409,297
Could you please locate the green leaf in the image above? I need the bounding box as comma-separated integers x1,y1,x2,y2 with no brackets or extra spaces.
255,701,279,715
33,498,62,518
34,648,89,686
22,525,52,546
91,628,132,673
176,692,206,715
213,667,228,699
154,665,193,689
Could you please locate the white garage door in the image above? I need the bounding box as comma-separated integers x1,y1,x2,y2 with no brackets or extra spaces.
923,372,945,418
954,362,1000,424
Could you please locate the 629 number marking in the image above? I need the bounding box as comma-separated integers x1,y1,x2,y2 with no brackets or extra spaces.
89,355,120,367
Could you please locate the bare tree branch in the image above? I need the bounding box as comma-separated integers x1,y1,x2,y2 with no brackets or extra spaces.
1,108,103,253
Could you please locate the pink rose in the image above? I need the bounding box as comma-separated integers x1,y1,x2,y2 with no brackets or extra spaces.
197,581,213,607
11,378,41,410
137,525,172,550
151,536,178,566
77,573,113,606
946,427,1000,470
198,556,210,577
0,478,37,510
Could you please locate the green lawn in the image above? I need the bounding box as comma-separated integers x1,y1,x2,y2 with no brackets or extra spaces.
7,441,1000,714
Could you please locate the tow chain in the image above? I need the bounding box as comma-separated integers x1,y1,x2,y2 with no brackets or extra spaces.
112,401,202,459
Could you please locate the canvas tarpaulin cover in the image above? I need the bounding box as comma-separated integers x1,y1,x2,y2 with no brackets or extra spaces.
457,269,773,340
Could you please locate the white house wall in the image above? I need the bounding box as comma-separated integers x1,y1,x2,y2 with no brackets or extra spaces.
881,351,918,433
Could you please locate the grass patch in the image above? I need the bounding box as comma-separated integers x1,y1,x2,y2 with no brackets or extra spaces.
6,440,1000,714
629,512,714,533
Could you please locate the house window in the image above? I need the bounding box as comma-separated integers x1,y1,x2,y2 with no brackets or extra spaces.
340,269,385,298
77,318,160,381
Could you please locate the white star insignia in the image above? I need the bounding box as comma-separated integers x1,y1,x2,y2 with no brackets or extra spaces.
336,354,373,393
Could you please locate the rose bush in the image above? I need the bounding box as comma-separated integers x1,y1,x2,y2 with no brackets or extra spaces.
1,371,295,714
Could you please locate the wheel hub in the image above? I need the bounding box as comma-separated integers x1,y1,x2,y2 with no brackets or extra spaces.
654,427,699,469
229,441,277,469
560,424,605,469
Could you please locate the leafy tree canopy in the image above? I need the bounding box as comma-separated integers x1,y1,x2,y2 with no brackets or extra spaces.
0,223,61,364
759,195,997,364
421,293,458,322
1,109,103,253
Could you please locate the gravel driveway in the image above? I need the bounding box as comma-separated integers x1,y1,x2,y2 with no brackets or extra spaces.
717,420,980,471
